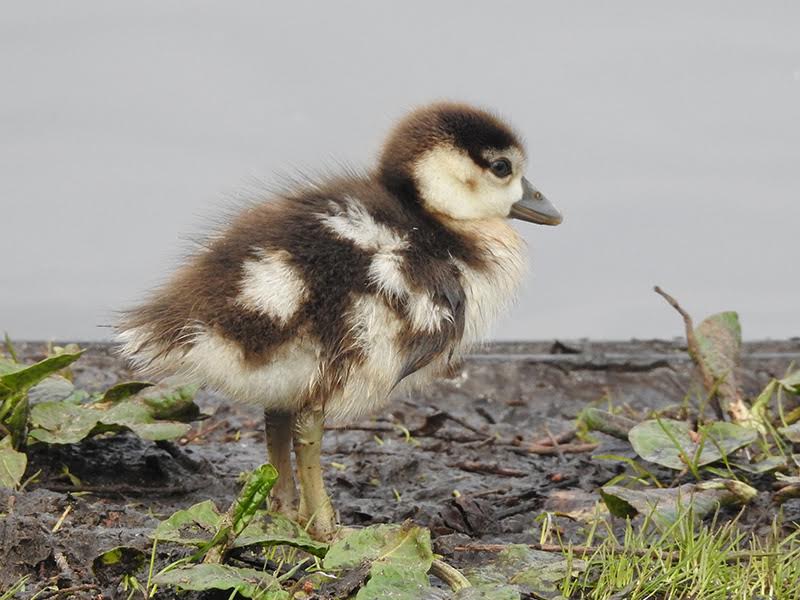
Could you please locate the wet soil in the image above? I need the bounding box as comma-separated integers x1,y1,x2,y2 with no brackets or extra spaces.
2,339,800,598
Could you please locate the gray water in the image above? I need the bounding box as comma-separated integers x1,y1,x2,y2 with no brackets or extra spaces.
1,1,798,342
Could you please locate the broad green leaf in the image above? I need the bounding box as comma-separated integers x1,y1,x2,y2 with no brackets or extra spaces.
324,523,434,572
464,545,582,598
100,381,153,403
153,564,289,599
356,563,430,600
601,478,756,526
28,380,201,444
28,376,77,404
691,312,755,423
137,377,200,420
150,499,221,544
1,352,83,437
693,312,741,381
97,401,191,441
779,370,800,394
127,421,191,441
235,513,328,557
0,436,27,488
150,500,328,557
185,465,279,564
455,585,521,600
28,402,100,444
779,423,800,443
628,419,757,470
0,351,83,397
732,456,786,474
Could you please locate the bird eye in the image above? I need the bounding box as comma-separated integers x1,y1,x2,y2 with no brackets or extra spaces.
489,158,512,178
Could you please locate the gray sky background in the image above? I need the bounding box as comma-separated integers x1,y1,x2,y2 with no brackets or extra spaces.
1,1,798,342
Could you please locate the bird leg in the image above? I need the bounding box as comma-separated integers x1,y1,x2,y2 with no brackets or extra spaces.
264,411,298,519
293,406,337,540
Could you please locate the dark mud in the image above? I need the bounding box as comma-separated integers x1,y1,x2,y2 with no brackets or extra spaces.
2,339,799,598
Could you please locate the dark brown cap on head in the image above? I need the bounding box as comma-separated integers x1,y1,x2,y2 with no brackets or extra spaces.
377,102,524,200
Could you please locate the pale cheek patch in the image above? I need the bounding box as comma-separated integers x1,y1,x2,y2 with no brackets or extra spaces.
414,147,524,221
319,197,407,252
237,249,307,325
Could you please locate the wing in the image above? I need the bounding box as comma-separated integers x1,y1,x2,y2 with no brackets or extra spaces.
395,270,466,384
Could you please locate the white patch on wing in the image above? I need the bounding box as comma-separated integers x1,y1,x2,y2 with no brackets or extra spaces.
368,250,452,333
413,145,526,221
368,250,406,299
326,294,404,422
237,249,307,325
319,197,407,252
407,292,452,333
322,198,452,335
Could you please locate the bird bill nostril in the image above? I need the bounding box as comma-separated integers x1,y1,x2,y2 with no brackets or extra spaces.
509,177,563,226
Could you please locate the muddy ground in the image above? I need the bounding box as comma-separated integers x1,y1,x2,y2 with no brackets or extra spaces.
2,339,800,598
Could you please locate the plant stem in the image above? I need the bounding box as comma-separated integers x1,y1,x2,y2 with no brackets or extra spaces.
430,559,471,591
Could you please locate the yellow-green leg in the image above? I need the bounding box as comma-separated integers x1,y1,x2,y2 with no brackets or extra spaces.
293,406,337,540
264,411,298,519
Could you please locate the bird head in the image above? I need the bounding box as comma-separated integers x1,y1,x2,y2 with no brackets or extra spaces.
378,102,562,226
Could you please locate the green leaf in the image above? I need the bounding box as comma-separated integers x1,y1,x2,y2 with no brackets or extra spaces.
6,393,30,449
779,423,800,443
732,456,786,474
231,464,280,535
464,545,582,598
130,421,192,440
0,352,83,440
693,312,741,382
97,401,191,441
0,351,83,397
691,312,757,424
0,436,27,489
28,402,101,444
235,513,328,557
137,377,200,420
356,562,430,599
28,376,78,404
324,523,434,572
455,585,522,599
779,370,800,394
188,464,280,564
100,381,153,403
600,478,757,526
150,499,221,545
27,379,201,445
153,564,289,599
149,500,328,557
628,419,757,470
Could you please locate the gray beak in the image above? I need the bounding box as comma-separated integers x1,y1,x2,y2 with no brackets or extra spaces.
509,177,563,225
